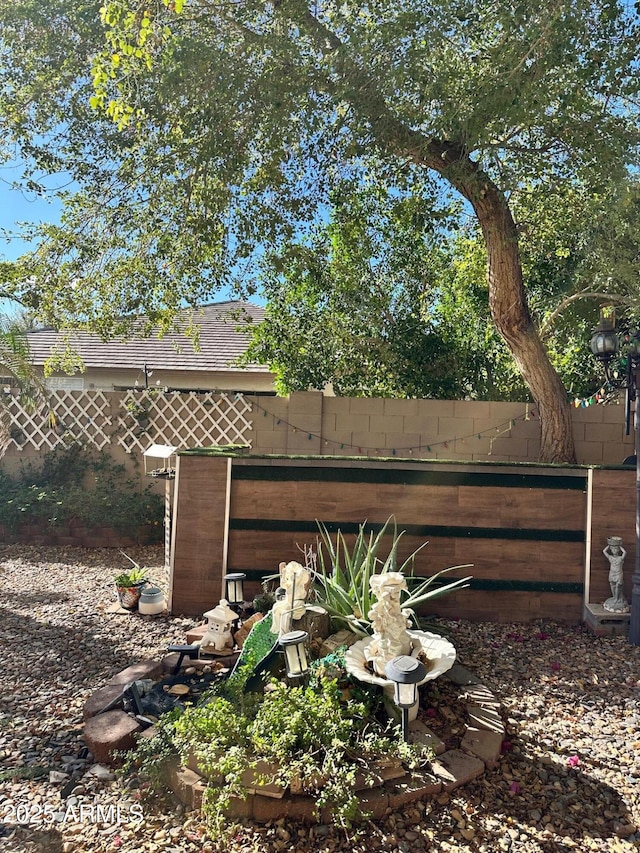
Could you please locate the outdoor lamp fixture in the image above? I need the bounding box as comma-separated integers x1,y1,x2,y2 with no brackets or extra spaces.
223,573,246,608
384,655,428,742
590,311,640,645
279,630,310,681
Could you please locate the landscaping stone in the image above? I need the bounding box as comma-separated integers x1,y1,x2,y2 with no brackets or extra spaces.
83,683,128,719
166,764,208,811
241,760,286,799
431,749,486,791
467,703,505,735
446,662,483,686
386,771,442,808
460,726,503,768
185,623,208,644
408,719,446,755
107,659,164,685
83,710,142,764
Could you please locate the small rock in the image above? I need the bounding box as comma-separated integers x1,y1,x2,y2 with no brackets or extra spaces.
49,770,69,783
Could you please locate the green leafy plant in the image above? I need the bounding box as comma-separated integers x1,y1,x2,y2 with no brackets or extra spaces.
312,516,472,635
131,678,429,833
0,444,164,538
114,552,148,587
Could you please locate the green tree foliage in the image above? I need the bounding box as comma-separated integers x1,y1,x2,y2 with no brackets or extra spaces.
248,179,640,402
0,0,638,460
246,181,528,400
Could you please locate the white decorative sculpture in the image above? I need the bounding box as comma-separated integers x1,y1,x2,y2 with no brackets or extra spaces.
365,572,413,676
345,572,457,721
603,536,629,613
200,600,238,653
270,561,312,636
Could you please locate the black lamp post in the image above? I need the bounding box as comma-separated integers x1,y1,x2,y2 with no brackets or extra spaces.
384,655,428,741
590,313,640,645
279,630,310,682
223,573,246,609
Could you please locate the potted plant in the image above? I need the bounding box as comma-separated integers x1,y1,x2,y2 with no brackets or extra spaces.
114,552,148,610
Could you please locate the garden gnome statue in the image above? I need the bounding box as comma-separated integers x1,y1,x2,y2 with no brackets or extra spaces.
603,536,629,613
270,561,312,636
364,572,413,676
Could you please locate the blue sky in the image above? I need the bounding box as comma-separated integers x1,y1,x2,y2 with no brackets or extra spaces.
0,160,64,263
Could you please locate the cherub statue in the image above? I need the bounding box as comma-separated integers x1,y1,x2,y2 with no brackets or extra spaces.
364,572,413,676
603,536,629,613
270,560,312,636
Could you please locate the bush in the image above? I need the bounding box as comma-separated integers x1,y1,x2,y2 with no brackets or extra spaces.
129,677,429,831
0,444,164,538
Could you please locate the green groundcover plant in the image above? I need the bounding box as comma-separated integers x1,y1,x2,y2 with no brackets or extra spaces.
0,443,164,538
125,675,430,832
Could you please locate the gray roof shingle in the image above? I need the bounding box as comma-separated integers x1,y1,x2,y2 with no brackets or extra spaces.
26,301,269,374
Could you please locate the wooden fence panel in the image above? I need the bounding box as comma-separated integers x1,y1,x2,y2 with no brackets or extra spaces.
171,454,589,621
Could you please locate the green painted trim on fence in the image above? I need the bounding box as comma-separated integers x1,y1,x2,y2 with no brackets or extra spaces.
231,464,587,490
229,518,585,542
237,568,582,595
456,578,583,594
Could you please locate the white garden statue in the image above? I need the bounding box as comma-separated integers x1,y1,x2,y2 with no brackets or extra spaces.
365,572,413,676
270,560,312,636
200,600,238,653
603,536,629,613
345,571,457,721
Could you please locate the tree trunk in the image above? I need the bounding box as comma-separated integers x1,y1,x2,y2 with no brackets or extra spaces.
293,13,577,462
460,173,577,463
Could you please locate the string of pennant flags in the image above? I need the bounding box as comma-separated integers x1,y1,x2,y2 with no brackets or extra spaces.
570,384,621,408
248,397,539,457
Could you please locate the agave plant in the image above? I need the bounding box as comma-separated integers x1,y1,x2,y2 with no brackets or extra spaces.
312,516,471,636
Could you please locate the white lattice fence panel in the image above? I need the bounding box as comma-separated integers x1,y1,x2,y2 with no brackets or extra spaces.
116,391,253,454
4,390,114,452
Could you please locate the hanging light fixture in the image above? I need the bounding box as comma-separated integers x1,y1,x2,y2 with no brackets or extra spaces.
384,655,427,741
279,630,309,680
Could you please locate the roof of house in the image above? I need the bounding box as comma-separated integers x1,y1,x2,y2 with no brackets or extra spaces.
26,301,269,374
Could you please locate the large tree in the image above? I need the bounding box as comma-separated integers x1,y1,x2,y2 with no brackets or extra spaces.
1,0,638,461
247,179,640,401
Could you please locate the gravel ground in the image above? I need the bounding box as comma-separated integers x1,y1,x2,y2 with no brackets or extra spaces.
1,544,640,853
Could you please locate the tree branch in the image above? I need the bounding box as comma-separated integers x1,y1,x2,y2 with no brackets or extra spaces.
540,290,633,338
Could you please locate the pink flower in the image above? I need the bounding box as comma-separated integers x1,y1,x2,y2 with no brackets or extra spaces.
501,740,513,753
113,836,122,849
568,755,580,767
509,781,521,794
551,661,561,671
425,708,437,718
535,631,549,640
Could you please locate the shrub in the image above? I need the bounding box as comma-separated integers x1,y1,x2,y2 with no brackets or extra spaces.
0,444,164,538
129,677,429,831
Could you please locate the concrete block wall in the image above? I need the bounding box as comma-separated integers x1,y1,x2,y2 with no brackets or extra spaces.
247,393,634,466
1,390,633,476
